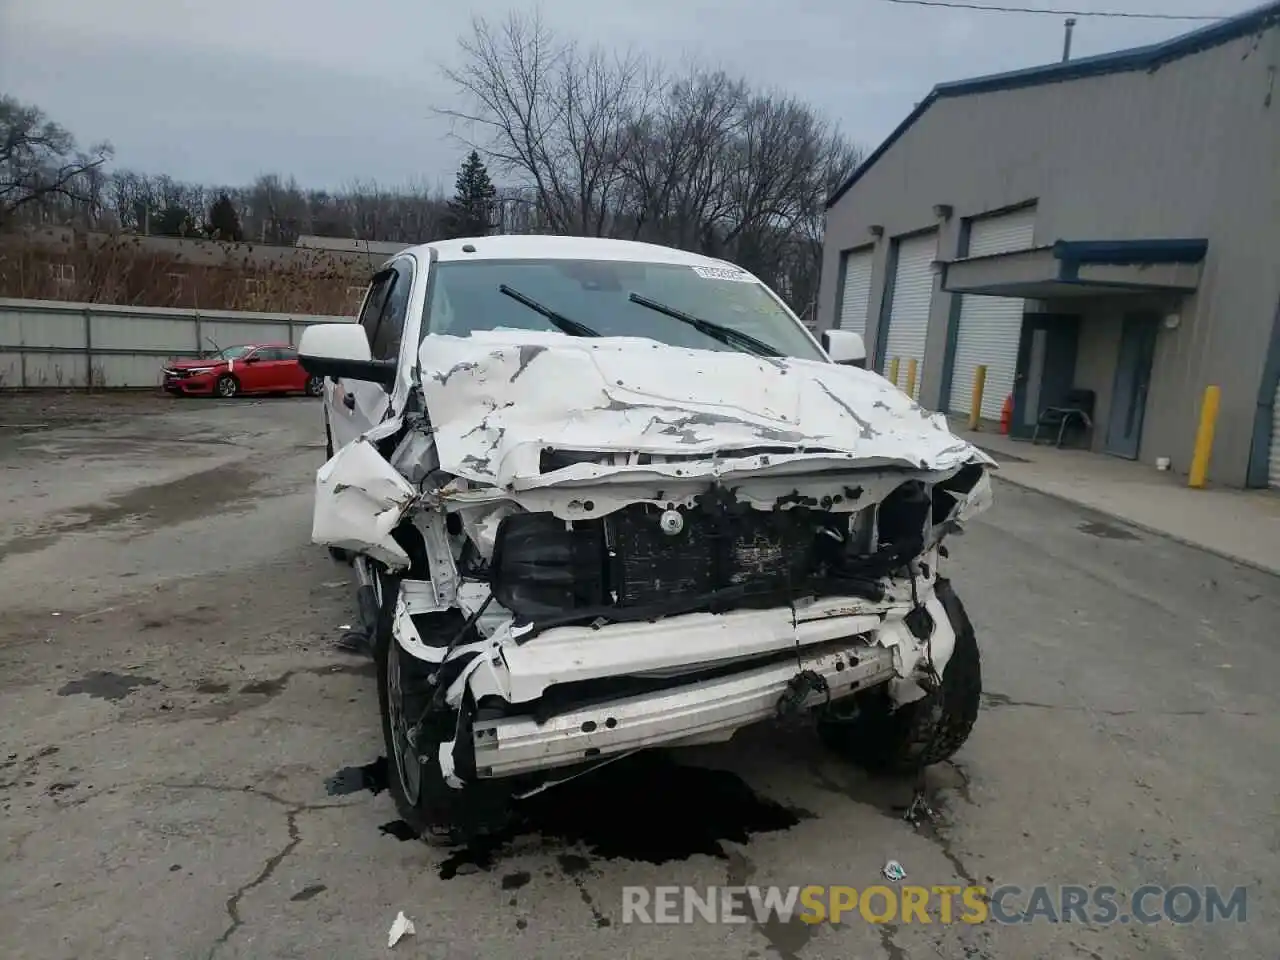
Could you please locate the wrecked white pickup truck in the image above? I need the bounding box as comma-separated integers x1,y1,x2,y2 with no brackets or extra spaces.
299,236,994,841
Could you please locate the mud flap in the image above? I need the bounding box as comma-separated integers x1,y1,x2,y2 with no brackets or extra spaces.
312,437,418,568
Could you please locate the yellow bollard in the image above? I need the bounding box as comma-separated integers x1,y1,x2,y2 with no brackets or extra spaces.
888,356,900,388
968,365,988,431
1188,385,1221,489
905,358,918,399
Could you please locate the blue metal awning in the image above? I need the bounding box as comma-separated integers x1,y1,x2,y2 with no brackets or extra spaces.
940,238,1209,299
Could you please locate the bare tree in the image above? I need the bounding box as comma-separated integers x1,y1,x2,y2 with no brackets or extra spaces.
618,69,744,248
441,13,567,230
248,174,311,243
1,94,113,229
441,13,650,236
441,17,863,311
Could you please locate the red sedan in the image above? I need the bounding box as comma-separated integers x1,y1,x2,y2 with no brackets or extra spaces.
161,343,324,398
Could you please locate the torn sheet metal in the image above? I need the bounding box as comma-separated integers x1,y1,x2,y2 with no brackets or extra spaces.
311,437,418,568
940,469,994,526
387,420,440,486
445,463,960,525
926,469,995,548
418,330,996,492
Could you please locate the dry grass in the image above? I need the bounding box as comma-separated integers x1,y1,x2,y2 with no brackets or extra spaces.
0,237,367,314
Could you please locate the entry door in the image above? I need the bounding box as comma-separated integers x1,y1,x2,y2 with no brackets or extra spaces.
1105,313,1160,459
1011,315,1080,439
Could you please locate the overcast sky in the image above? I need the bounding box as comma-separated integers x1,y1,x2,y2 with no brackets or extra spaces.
0,0,1262,191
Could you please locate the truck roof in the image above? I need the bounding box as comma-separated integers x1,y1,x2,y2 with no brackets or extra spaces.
403,235,748,272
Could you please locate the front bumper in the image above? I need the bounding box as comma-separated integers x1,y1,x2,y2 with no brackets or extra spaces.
162,370,217,394
472,639,896,779
394,570,958,784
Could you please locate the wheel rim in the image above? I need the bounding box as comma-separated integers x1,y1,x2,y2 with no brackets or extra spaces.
218,378,235,397
307,375,322,395
386,634,422,805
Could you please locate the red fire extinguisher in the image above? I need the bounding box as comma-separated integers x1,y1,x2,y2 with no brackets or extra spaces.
999,394,1013,435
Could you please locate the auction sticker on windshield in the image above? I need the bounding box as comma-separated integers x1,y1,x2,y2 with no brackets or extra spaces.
691,265,755,282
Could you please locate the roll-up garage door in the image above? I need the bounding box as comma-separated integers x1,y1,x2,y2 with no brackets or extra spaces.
881,232,937,397
947,206,1037,419
1269,378,1280,488
838,248,874,337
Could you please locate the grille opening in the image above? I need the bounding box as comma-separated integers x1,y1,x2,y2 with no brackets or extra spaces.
538,446,848,474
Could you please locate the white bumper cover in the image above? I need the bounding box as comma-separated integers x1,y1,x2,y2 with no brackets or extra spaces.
472,640,897,779
395,581,958,782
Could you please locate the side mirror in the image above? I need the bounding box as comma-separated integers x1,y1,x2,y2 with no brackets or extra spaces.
244,355,261,364
299,323,396,389
822,329,866,368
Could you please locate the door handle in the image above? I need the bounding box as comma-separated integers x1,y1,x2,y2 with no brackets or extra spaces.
343,393,356,411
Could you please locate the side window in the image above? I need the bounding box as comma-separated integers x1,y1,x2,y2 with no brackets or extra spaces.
370,261,412,362
275,347,298,362
358,272,394,347
260,347,293,361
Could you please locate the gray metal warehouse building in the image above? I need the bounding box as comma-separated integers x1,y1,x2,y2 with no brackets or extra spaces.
818,1,1280,488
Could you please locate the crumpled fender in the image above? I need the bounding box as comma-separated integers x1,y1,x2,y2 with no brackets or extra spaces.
312,436,418,568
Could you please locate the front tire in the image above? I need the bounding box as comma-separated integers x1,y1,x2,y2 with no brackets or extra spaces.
819,577,981,773
215,374,239,399
375,606,510,843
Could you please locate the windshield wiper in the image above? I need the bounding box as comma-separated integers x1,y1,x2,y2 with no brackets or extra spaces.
627,292,783,358
499,284,600,338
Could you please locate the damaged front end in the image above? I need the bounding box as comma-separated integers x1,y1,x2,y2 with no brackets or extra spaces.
314,332,994,803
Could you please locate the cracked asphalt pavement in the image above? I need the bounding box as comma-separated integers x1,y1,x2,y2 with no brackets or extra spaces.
1,393,1277,959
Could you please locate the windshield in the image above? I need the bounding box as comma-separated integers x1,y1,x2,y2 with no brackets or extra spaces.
217,346,255,361
421,259,826,362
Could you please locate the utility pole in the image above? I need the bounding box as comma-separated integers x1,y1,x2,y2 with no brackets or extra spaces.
1062,17,1076,62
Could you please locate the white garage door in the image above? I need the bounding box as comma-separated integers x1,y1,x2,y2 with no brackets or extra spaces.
838,248,874,337
881,232,937,397
1269,378,1280,488
947,207,1037,419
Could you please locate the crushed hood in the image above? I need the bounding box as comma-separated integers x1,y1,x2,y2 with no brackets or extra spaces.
418,330,994,490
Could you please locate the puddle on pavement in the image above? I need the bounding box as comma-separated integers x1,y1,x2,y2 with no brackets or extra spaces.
326,750,813,879
502,870,532,890
514,752,811,865
239,676,291,696
0,463,265,562
57,671,160,702
379,820,419,841
234,662,375,700
325,757,388,796
1077,520,1140,541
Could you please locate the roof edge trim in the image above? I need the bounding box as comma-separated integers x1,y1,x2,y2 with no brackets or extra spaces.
826,0,1280,210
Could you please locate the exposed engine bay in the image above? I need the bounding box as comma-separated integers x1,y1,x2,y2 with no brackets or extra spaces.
311,330,994,803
